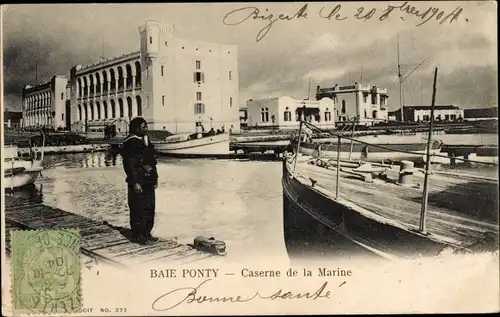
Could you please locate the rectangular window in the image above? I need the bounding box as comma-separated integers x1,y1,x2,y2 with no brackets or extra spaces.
229,97,232,107
260,107,269,122
162,95,165,105
194,103,205,114
149,37,152,44
62,113,64,121
196,92,202,101
161,66,164,76
284,111,291,122
196,60,201,70
61,93,64,100
194,72,204,83
325,112,331,122
363,93,368,103
164,41,168,46
229,71,232,80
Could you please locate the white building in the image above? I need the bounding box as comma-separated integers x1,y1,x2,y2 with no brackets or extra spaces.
69,21,240,134
22,75,69,130
396,105,464,122
246,96,335,130
316,83,389,125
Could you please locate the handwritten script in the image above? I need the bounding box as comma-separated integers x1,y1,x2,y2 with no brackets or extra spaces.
152,278,346,311
223,2,467,42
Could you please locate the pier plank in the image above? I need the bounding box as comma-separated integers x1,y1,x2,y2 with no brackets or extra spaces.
4,200,215,267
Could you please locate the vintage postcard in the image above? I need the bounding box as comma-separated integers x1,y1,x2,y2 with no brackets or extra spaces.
1,1,499,315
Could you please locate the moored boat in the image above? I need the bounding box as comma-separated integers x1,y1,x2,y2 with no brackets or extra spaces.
283,68,499,261
292,138,443,164
4,145,43,190
153,132,231,158
282,156,499,261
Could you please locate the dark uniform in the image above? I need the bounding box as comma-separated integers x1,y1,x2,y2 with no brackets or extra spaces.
121,134,159,243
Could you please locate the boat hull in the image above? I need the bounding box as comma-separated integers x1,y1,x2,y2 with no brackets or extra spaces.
154,133,230,157
282,160,453,261
4,168,42,189
295,140,442,163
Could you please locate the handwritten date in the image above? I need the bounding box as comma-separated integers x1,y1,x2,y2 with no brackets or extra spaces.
152,278,345,311
223,2,467,42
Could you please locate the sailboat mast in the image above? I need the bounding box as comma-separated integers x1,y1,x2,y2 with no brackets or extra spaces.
397,36,404,122
307,78,312,100
419,67,438,234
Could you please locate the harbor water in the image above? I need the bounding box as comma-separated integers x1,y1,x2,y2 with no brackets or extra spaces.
5,132,498,265
11,152,289,265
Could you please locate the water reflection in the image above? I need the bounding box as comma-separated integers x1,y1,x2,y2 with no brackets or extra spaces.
5,183,44,202
9,151,288,263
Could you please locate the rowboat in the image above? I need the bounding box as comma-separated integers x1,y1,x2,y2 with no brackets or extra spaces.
153,132,230,158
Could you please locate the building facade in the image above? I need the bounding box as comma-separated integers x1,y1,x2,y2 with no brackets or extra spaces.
464,107,498,121
246,96,335,130
22,76,69,130
316,83,389,125
69,21,240,134
394,105,464,122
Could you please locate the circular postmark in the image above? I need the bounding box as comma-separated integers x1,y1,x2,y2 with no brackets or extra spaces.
14,230,81,313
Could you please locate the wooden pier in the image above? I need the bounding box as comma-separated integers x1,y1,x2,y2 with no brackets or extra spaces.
4,193,216,268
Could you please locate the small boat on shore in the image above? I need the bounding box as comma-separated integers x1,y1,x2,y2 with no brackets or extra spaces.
153,132,231,158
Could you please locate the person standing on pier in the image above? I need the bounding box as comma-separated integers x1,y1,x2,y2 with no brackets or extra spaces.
121,117,159,245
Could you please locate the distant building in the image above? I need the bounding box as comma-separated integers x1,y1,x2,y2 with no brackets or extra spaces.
464,107,498,121
393,105,464,122
316,83,389,125
22,75,69,129
69,21,240,134
246,96,335,130
4,110,23,129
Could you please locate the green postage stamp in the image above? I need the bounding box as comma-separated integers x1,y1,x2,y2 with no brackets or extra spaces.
10,229,82,314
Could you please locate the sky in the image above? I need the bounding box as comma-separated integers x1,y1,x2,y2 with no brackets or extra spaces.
2,2,498,112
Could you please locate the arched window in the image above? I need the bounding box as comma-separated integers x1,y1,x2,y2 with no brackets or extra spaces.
103,101,108,119
118,99,124,118
136,96,142,117
127,97,133,118
110,100,116,118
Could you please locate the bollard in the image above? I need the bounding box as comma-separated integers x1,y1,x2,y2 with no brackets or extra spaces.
449,150,456,166
398,160,416,186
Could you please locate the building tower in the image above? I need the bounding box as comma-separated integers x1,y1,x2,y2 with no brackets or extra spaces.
138,21,176,129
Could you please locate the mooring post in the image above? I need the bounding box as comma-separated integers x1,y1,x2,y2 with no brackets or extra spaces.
419,67,438,234
336,135,341,199
293,120,304,172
